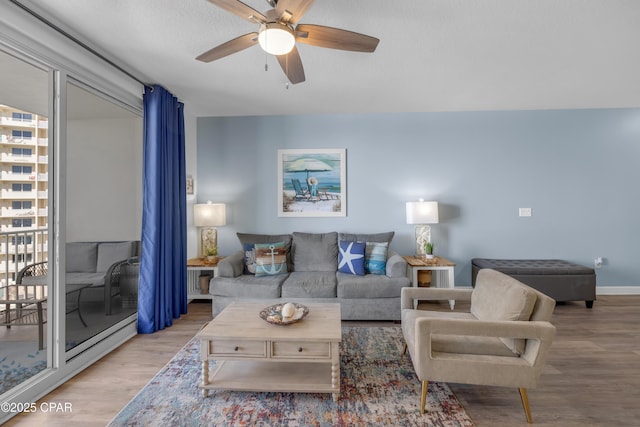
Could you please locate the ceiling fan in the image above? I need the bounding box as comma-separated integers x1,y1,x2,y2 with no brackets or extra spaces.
196,0,380,84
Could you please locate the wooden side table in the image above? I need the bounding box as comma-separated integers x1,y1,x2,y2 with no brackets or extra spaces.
187,257,223,301
403,256,456,310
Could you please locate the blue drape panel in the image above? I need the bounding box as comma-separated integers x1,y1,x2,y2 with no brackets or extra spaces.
138,85,187,334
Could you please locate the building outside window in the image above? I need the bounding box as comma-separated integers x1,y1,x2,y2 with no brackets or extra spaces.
11,112,33,121
12,183,33,192
12,165,33,174
12,218,33,228
11,147,33,156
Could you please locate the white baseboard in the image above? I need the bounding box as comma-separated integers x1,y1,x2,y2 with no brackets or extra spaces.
597,286,640,295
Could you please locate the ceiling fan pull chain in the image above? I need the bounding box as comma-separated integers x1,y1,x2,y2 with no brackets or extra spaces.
285,54,289,89
264,30,269,72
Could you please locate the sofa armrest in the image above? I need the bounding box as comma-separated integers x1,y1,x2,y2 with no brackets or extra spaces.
218,251,245,278
401,286,472,310
386,251,406,278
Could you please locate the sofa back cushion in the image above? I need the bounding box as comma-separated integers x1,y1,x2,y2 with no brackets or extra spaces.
471,269,537,355
97,241,135,273
66,242,98,273
338,231,394,245
292,232,338,272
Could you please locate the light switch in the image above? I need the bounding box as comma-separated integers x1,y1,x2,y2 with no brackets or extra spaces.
519,208,532,217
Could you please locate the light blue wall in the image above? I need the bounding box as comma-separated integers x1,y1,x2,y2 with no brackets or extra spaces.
197,109,640,287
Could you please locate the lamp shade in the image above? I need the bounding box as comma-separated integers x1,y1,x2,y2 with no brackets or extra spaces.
406,201,439,224
194,203,226,227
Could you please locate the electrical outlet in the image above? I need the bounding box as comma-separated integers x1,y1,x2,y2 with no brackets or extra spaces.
594,257,603,268
519,208,532,217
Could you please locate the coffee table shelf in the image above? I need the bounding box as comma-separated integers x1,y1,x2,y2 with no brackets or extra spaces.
207,360,335,394
197,302,342,400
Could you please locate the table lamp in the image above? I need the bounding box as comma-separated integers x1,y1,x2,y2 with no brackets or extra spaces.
406,199,439,256
194,202,226,258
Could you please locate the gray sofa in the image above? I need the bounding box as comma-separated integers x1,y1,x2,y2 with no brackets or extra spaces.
210,231,410,320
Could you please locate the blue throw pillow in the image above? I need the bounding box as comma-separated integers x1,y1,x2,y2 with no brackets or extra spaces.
254,242,288,277
365,242,388,275
338,241,366,276
242,243,256,275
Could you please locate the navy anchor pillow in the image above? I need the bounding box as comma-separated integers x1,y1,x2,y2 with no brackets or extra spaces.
338,240,366,276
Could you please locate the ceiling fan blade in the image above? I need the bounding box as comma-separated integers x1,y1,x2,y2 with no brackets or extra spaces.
196,32,258,62
275,0,316,24
207,0,266,23
276,46,305,84
295,24,379,52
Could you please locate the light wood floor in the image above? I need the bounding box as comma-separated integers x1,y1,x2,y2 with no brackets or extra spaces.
4,296,640,426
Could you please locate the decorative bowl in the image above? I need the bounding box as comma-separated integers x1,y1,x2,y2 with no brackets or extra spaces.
259,302,309,325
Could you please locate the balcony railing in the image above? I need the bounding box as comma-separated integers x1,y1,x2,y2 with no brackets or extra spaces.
0,171,36,181
0,136,36,146
0,189,37,199
0,117,37,127
0,207,36,217
0,228,48,300
0,153,37,163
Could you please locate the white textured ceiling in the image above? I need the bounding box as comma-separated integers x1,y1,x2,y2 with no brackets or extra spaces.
18,0,640,117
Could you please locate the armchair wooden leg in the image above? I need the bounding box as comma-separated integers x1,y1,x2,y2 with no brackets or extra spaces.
402,343,407,355
420,380,428,414
519,387,533,424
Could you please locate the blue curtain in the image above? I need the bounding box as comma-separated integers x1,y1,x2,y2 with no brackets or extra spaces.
138,85,187,334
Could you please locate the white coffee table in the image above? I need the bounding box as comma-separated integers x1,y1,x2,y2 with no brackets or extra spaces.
197,302,342,400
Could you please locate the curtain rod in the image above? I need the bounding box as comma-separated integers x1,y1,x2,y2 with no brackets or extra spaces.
9,0,153,91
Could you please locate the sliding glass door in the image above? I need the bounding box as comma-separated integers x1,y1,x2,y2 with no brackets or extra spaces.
0,49,51,396
64,80,142,357
0,37,142,419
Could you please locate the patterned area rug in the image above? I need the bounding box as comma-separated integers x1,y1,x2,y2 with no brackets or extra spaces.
0,341,46,395
109,327,475,426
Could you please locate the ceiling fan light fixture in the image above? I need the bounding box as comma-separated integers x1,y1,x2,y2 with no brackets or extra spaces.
258,22,295,55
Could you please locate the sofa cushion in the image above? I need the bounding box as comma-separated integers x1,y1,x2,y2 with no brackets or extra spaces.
237,233,293,270
281,272,337,298
66,242,98,273
210,274,287,299
339,231,394,244
401,309,516,358
471,270,538,355
97,241,134,273
255,242,288,277
365,242,388,275
338,241,365,275
337,272,408,298
291,232,338,272
66,272,105,287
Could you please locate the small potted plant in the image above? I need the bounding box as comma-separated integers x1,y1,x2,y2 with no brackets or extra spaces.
424,242,434,259
206,247,218,262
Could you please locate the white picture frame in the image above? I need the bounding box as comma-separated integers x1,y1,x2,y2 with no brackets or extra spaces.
277,148,346,217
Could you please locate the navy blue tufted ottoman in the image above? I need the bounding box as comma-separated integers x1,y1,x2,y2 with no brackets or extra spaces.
471,258,596,308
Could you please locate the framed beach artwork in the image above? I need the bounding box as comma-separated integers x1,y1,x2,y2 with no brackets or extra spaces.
278,148,346,217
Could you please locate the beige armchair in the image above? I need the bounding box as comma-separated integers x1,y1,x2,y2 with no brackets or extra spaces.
401,269,556,423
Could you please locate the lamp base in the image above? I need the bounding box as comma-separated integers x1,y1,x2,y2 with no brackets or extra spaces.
200,227,218,258
414,225,431,256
